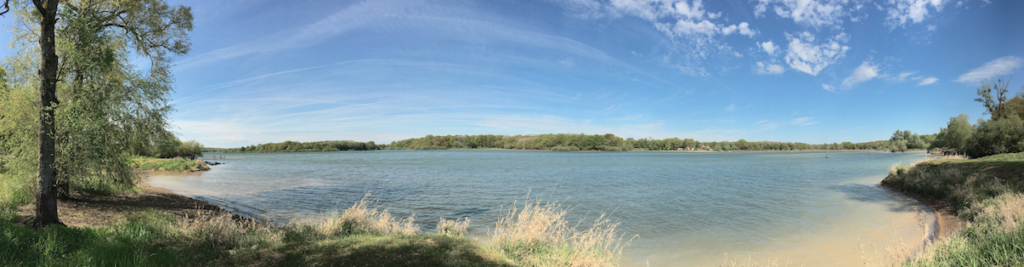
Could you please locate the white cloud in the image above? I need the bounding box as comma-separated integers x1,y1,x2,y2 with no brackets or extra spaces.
916,77,938,85
842,61,879,88
726,104,736,112
791,117,818,126
822,83,836,92
755,62,785,74
784,32,850,76
721,22,758,37
886,0,946,27
895,71,915,81
754,0,847,28
955,56,1023,83
655,19,720,36
609,0,756,37
760,40,779,56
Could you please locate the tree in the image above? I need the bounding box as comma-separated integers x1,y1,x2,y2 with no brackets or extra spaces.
975,77,1012,120
966,114,1024,158
0,0,192,227
932,114,973,155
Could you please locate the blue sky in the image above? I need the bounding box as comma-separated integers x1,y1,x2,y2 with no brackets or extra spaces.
4,0,1024,148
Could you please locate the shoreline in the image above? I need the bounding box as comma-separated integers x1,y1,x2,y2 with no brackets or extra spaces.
880,182,967,240
214,148,909,154
880,181,968,263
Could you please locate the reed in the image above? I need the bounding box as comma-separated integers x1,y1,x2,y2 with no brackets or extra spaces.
490,198,631,267
437,217,471,237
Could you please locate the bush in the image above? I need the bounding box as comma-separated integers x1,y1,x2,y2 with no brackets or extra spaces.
966,115,1024,158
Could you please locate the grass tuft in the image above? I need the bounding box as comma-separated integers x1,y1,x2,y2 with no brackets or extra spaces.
491,198,631,267
437,216,471,237
307,193,420,237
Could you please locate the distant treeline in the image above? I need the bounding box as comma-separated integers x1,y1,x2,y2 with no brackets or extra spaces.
208,140,380,153
384,133,911,152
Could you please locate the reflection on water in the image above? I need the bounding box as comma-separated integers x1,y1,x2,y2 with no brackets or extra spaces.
146,150,932,266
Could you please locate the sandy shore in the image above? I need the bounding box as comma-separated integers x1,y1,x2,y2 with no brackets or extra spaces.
881,183,968,243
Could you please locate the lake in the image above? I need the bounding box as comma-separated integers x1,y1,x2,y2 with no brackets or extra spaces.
147,150,932,266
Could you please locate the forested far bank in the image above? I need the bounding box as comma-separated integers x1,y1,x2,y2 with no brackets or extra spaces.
383,133,931,152
208,140,380,153
212,132,940,154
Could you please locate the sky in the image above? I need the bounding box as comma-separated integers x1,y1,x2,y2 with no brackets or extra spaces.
3,0,1024,148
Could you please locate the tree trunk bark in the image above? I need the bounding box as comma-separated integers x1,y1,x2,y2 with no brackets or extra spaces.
33,0,63,228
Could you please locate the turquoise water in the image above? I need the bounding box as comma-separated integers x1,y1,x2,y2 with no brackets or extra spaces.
147,150,932,266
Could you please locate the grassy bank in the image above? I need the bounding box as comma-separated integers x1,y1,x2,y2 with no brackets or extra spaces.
129,157,210,172
881,152,1024,266
0,194,628,267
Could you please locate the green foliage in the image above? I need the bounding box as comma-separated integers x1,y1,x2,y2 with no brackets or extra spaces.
933,114,975,155
0,0,194,200
965,114,1024,158
129,157,208,172
151,138,203,159
888,129,928,152
386,133,888,152
930,82,1024,158
0,172,35,221
974,78,1014,120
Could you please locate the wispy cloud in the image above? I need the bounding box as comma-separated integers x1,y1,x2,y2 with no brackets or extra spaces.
893,71,915,81
790,117,818,126
822,83,836,92
916,76,938,86
842,61,879,88
955,56,1023,83
726,104,736,112
176,0,632,72
755,119,779,131
755,61,785,74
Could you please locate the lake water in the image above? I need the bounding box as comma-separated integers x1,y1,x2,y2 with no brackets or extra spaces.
147,150,933,266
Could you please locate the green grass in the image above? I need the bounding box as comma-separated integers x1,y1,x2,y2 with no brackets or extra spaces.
129,157,209,172
0,172,35,221
0,212,201,267
0,194,627,267
881,152,1024,266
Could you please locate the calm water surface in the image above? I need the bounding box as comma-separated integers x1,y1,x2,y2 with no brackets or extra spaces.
148,150,932,266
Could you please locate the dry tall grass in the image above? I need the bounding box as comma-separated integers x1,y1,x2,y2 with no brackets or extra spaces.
310,194,419,237
172,210,272,250
491,198,631,267
437,217,471,237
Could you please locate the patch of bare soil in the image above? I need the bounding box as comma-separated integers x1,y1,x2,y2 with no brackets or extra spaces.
16,182,241,228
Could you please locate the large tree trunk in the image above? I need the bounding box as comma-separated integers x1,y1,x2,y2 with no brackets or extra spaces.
33,0,63,228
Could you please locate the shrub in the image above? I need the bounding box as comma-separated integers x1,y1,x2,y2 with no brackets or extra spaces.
965,115,1024,158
